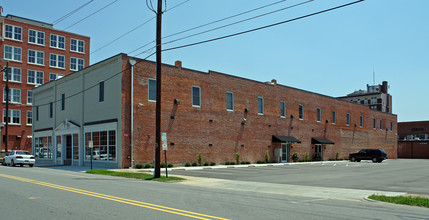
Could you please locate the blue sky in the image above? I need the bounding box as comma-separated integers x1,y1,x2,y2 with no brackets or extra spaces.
3,0,428,122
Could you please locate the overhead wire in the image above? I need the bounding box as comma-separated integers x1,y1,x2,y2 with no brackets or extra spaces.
52,0,94,25
90,0,191,55
63,0,119,31
35,0,365,108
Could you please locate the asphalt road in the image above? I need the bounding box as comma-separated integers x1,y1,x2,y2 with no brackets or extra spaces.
0,160,428,219
169,159,429,195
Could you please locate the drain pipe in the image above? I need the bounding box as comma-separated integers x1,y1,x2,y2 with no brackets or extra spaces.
129,59,136,168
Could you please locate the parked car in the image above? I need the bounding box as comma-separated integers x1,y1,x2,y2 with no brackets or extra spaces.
0,151,6,165
3,150,35,167
349,149,387,163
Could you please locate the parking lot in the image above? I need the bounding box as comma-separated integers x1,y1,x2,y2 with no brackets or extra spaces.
170,159,429,195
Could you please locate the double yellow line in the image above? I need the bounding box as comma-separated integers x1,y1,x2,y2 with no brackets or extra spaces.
0,173,229,220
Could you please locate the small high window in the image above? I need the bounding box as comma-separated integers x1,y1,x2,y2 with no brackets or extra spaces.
192,86,201,107
99,81,104,102
280,101,286,118
346,113,351,126
257,97,264,115
226,92,234,111
316,108,321,122
332,111,336,124
299,104,304,120
148,79,156,102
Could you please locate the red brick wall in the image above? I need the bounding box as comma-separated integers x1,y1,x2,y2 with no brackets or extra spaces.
0,17,90,152
121,57,397,168
398,141,429,159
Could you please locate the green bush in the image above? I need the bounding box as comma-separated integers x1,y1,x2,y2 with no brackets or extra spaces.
225,162,230,165
196,153,203,166
229,162,235,165
210,162,216,166
292,153,299,161
168,164,174,168
185,163,191,167
160,163,166,168
304,153,310,161
265,150,270,163
236,152,240,165
135,164,143,169
247,161,251,164
192,162,197,166
144,163,151,169
203,162,209,166
257,160,265,164
335,152,339,160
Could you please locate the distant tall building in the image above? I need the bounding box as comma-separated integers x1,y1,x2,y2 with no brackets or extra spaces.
337,81,392,113
0,14,90,152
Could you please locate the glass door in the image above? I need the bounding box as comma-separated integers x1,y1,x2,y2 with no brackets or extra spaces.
281,143,289,162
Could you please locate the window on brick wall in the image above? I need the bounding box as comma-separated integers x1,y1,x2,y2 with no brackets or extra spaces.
373,118,376,129
5,24,22,41
360,115,363,128
50,34,65,49
346,113,350,126
226,92,234,111
4,45,22,62
299,104,304,120
148,79,156,102
28,49,44,65
280,101,286,118
4,67,21,83
380,119,383,130
28,29,45,45
3,109,21,124
390,122,393,132
192,86,201,107
257,97,264,115
332,110,336,124
317,108,321,122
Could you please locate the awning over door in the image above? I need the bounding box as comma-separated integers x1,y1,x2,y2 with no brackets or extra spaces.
272,135,301,144
311,137,335,145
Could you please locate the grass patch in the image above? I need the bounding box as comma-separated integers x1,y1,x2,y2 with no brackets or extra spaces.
369,195,429,208
86,169,185,182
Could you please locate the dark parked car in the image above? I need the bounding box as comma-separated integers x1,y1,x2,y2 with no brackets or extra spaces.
349,149,387,163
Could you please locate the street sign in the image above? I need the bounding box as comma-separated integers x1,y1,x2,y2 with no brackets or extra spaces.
161,132,167,150
89,141,93,149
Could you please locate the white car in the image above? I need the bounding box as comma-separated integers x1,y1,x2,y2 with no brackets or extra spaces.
3,150,35,167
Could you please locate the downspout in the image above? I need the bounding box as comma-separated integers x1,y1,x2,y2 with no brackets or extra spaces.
129,59,136,168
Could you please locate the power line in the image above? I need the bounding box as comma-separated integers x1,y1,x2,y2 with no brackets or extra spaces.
90,0,191,55
163,0,365,52
52,0,94,25
128,0,293,55
63,0,118,31
35,0,365,108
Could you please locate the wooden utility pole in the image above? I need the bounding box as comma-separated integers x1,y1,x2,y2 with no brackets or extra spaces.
154,0,163,178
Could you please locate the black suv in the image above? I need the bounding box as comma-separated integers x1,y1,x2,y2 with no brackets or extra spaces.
349,149,387,163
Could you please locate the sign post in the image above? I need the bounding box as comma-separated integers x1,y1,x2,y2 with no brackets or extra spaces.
89,141,93,170
161,132,168,177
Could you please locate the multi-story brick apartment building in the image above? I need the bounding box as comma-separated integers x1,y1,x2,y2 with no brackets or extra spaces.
338,81,392,113
32,54,397,168
398,121,429,159
0,14,90,152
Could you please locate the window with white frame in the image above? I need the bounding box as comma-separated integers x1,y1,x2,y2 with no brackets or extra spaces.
49,73,63,81
50,34,65,49
34,136,52,159
360,115,363,128
332,110,336,124
27,90,32,105
299,104,304,120
257,97,264,115
3,109,21,124
192,86,201,107
3,88,21,103
27,70,44,85
148,79,156,101
85,130,116,161
70,57,84,71
346,113,351,126
27,111,32,125
4,67,21,83
4,45,22,62
280,101,286,118
28,50,44,65
226,92,234,111
50,53,65,68
71,38,85,53
316,108,321,122
28,29,45,45
5,24,22,41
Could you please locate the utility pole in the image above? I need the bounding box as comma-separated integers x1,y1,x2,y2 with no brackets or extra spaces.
154,0,163,178
1,60,9,153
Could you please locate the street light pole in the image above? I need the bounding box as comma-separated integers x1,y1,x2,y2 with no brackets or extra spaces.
1,60,9,153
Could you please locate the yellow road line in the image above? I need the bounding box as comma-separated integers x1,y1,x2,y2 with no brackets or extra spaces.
0,173,229,220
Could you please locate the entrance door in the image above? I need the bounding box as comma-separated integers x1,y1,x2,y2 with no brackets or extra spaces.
315,144,323,161
281,143,289,162
64,135,72,165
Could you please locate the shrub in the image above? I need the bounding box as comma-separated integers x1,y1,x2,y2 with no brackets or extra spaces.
236,152,240,165
257,160,265,164
144,163,151,169
160,163,166,168
229,162,235,165
203,162,209,166
336,152,339,160
304,153,310,162
196,153,203,166
168,164,174,168
245,161,250,164
185,163,191,167
225,162,230,165
210,162,216,166
192,162,197,166
292,153,299,161
135,164,143,169
265,150,270,163
241,161,246,164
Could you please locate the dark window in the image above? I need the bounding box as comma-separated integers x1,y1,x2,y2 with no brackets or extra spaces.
49,102,53,118
373,118,376,129
61,94,65,111
390,122,393,131
360,115,363,128
257,97,264,115
148,79,156,101
380,119,383,130
99,81,104,102
280,101,286,117
317,108,321,122
346,113,350,126
36,106,39,121
226,92,234,111
332,111,336,124
192,86,201,107
299,104,304,120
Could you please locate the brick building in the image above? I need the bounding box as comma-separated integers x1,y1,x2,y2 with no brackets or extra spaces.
0,14,90,152
32,54,397,168
338,81,392,113
398,121,429,158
